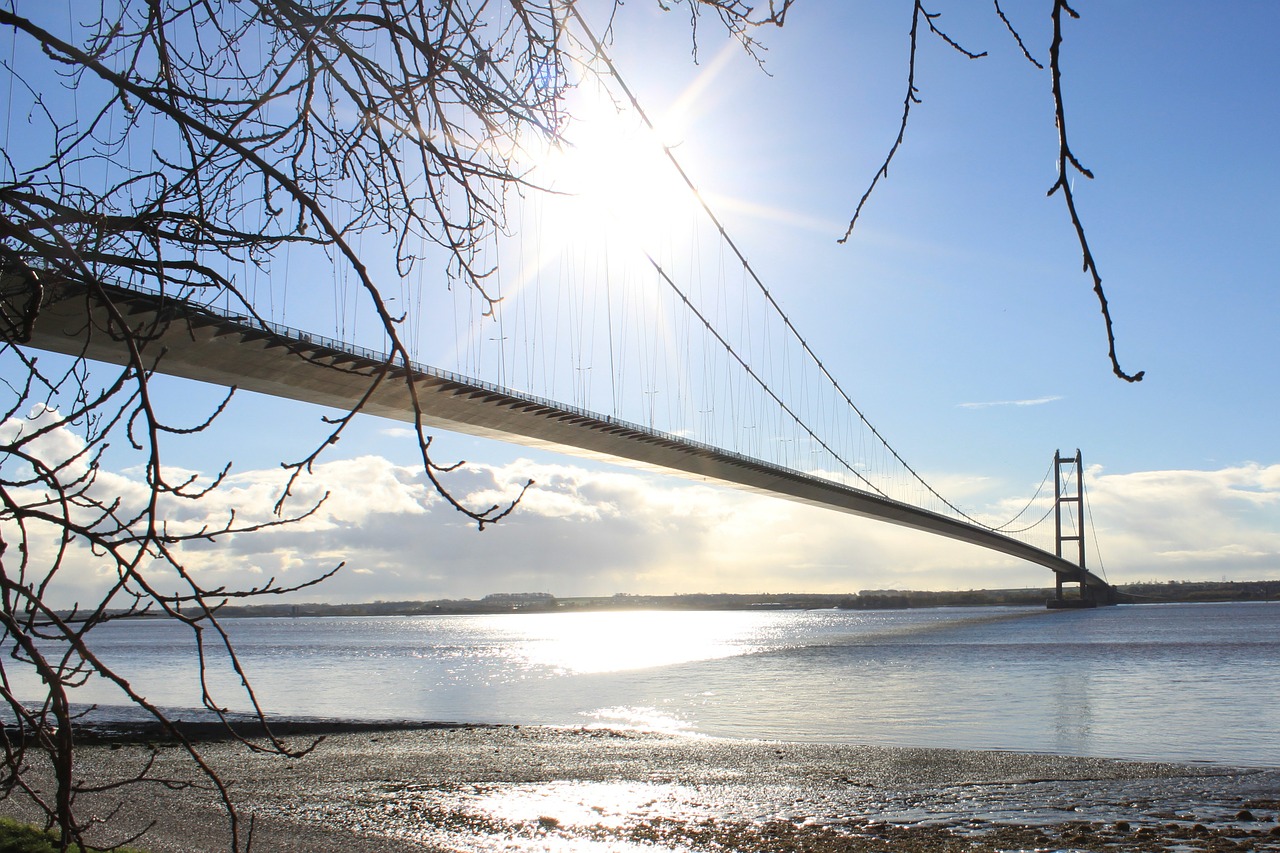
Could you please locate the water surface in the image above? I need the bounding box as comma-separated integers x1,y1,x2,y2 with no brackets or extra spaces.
19,601,1279,766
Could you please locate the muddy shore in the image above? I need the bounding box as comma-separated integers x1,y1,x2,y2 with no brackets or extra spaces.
6,722,1280,852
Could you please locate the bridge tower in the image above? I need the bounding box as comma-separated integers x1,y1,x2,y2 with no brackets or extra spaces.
1054,449,1086,587
1051,449,1112,607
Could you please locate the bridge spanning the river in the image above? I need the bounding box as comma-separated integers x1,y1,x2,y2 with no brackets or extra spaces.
0,0,1119,607
1,275,1115,606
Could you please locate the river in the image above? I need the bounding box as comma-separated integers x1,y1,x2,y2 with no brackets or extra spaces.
22,601,1280,767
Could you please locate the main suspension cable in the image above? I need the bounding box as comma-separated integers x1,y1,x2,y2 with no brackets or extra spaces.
992,457,1057,533
563,6,1025,531
1083,473,1108,582
639,246,889,497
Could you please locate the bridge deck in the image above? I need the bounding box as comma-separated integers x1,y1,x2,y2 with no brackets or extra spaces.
1,277,1111,594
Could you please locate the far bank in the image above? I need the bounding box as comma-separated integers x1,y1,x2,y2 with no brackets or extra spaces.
184,578,1280,619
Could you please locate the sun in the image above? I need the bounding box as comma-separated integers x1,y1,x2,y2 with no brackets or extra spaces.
529,82,701,254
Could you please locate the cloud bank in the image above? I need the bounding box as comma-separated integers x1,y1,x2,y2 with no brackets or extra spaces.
11,415,1279,608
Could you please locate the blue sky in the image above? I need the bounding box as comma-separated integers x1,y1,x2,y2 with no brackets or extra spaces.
6,1,1280,605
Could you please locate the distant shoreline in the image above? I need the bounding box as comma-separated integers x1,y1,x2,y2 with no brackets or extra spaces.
199,580,1279,619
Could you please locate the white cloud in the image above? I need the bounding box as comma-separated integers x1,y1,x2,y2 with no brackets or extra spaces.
957,395,1063,409
9,413,1279,608
1079,463,1280,581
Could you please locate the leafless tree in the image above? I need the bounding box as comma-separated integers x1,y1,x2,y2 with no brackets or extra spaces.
0,0,789,849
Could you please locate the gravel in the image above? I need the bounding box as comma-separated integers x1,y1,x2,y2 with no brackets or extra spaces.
6,722,1279,852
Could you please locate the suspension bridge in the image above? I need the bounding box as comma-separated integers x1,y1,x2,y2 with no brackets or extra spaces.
0,274,1115,606
0,3,1118,608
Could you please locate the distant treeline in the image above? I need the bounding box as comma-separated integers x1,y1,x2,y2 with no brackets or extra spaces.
1113,579,1280,604
195,580,1278,619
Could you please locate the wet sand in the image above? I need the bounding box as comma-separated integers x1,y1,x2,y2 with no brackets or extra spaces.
8,722,1280,852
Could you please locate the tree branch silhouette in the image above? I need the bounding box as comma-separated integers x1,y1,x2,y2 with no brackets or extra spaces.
840,1,1143,382
0,2,789,849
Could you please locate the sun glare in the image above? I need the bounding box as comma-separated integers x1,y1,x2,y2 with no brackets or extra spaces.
503,610,769,675
531,86,700,253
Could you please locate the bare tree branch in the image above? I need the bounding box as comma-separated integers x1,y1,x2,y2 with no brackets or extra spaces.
1047,0,1144,382
839,2,986,244
840,1,1141,382
0,2,788,848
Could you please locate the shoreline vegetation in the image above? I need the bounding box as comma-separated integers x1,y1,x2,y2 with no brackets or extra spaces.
180,579,1278,619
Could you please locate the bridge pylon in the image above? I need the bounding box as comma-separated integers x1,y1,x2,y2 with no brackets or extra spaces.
1049,450,1116,608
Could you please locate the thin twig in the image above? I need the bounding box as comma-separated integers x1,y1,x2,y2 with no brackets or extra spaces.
1048,0,1143,382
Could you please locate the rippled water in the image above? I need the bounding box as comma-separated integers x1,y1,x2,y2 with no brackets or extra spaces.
18,601,1280,766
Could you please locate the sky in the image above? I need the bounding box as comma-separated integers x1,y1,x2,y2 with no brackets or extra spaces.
6,1,1280,607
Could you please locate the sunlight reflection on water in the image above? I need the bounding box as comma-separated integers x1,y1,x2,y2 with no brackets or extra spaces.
495,610,776,674
364,780,700,853
580,705,695,734
11,602,1279,766
472,781,688,830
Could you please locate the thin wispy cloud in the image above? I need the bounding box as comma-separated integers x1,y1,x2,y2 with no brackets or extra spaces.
958,395,1063,410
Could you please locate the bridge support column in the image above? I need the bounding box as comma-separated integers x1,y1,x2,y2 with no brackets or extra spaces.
1049,450,1098,608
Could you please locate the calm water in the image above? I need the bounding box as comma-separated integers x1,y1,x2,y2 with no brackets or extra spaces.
18,602,1280,767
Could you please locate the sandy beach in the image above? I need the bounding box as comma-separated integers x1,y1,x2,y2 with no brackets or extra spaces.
5,722,1278,852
